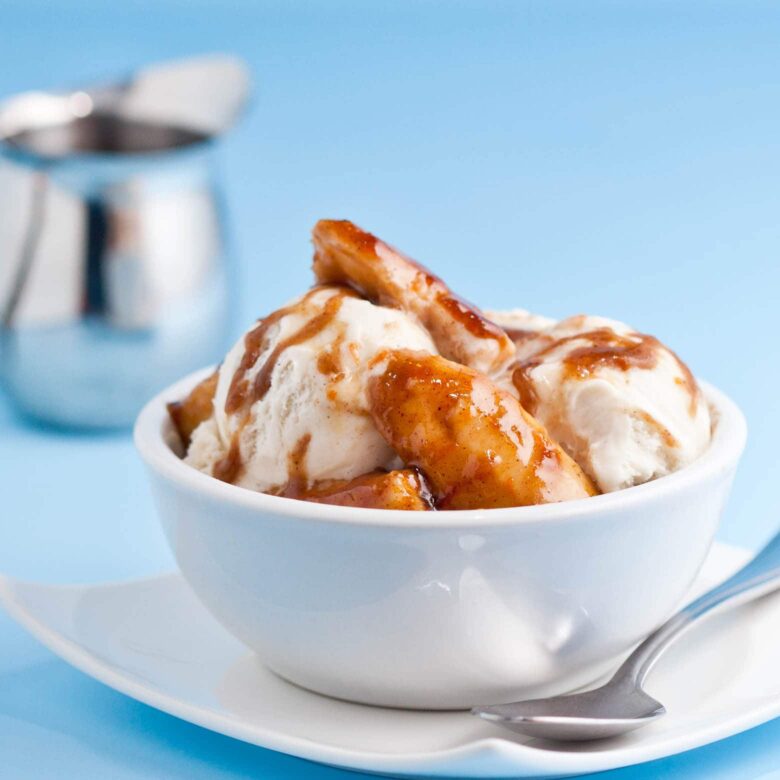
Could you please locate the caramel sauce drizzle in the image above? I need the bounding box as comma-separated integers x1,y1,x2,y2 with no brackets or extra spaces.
635,410,679,448
512,327,699,416
251,292,349,403
213,287,354,485
511,364,541,416
167,370,218,449
560,329,660,379
279,433,312,496
316,345,341,376
435,291,507,342
225,287,321,415
502,327,547,345
212,436,242,484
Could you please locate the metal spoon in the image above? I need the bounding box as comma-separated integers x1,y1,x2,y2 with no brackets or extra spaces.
473,530,780,741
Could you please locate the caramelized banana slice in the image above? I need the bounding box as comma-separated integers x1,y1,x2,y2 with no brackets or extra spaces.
284,469,434,510
312,220,515,374
167,371,218,448
368,351,597,509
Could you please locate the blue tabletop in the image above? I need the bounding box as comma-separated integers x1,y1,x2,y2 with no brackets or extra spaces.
2,1,780,777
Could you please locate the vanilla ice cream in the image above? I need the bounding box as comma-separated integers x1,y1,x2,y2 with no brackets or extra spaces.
174,218,714,507
186,286,437,492
496,313,711,493
486,308,557,338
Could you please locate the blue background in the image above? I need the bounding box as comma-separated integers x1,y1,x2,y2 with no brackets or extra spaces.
1,1,779,777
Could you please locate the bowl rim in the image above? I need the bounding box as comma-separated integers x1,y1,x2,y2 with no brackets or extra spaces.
135,366,747,529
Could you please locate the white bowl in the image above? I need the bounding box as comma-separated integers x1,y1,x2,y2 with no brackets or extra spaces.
135,368,747,710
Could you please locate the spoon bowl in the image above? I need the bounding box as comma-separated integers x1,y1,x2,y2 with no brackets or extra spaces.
474,682,665,741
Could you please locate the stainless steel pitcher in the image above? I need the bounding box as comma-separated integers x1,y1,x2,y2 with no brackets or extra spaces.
0,55,249,428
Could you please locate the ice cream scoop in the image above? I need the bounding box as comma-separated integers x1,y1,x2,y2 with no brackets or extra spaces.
493,313,711,493
485,308,557,342
185,285,437,493
172,220,713,510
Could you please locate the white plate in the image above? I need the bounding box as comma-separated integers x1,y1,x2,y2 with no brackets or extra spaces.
1,542,779,778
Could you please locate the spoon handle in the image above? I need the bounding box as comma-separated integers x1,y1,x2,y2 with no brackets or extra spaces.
613,531,780,688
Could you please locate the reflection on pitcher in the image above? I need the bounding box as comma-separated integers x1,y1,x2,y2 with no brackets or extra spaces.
0,55,250,428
